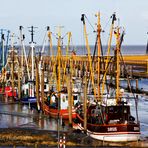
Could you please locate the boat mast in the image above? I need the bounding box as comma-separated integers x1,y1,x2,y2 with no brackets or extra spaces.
81,14,96,97
66,32,71,56
41,26,50,54
19,26,30,80
47,30,54,90
0,29,9,71
101,13,116,95
39,26,50,80
28,26,37,98
83,75,87,131
96,12,101,100
115,27,120,104
1,32,5,68
11,33,15,99
20,26,24,74
28,26,37,81
56,26,63,148
0,29,10,71
5,30,10,67
48,30,54,59
56,26,63,92
63,32,72,86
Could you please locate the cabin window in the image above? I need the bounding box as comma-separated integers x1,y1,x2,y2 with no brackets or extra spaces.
91,109,99,116
124,108,127,113
73,95,77,100
108,107,114,113
26,89,29,95
91,109,95,115
66,96,68,101
44,85,46,89
62,96,66,102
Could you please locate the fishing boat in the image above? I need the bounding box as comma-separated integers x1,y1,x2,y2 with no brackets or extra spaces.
0,86,17,98
19,26,38,107
73,95,140,142
42,86,80,119
0,29,10,71
41,27,80,120
0,33,19,100
21,81,36,103
73,13,140,142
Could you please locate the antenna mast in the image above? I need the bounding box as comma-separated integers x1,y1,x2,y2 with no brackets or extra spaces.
28,26,37,81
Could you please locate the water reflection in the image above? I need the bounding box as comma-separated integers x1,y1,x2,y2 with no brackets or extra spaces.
120,78,148,92
0,96,67,131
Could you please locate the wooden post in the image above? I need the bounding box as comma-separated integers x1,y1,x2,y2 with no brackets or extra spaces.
17,65,21,100
121,64,124,77
146,60,148,74
127,78,131,91
131,65,133,78
67,74,72,126
135,95,139,123
2,68,5,96
36,59,40,111
83,75,87,131
136,79,138,92
41,67,44,106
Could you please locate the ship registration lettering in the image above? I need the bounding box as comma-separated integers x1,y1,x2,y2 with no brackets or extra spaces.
134,127,139,131
107,127,117,132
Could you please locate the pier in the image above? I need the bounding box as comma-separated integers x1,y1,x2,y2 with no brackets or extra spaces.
122,55,148,78
41,54,148,78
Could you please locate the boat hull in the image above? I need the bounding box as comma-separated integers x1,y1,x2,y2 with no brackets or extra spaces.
0,86,17,97
42,103,76,119
74,123,140,142
21,97,37,104
73,113,140,142
89,132,140,142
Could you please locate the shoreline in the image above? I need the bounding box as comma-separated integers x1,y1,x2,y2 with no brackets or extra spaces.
0,128,147,147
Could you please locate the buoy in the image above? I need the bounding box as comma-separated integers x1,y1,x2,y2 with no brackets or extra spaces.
59,136,63,148
63,134,66,148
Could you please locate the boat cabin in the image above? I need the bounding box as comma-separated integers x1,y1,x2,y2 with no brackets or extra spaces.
22,81,49,97
86,103,133,125
47,91,80,110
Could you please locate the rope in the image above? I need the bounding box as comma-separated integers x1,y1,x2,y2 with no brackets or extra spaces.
85,15,96,32
102,16,112,33
81,20,86,55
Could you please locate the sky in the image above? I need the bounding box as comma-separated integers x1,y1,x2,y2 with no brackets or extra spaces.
0,0,148,45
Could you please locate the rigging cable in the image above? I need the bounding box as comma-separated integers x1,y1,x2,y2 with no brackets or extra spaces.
118,30,139,123
84,15,96,32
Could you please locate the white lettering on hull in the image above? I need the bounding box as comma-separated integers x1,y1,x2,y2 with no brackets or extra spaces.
107,127,117,132
134,127,139,131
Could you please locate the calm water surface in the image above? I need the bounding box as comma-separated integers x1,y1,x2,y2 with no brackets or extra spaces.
0,101,66,131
